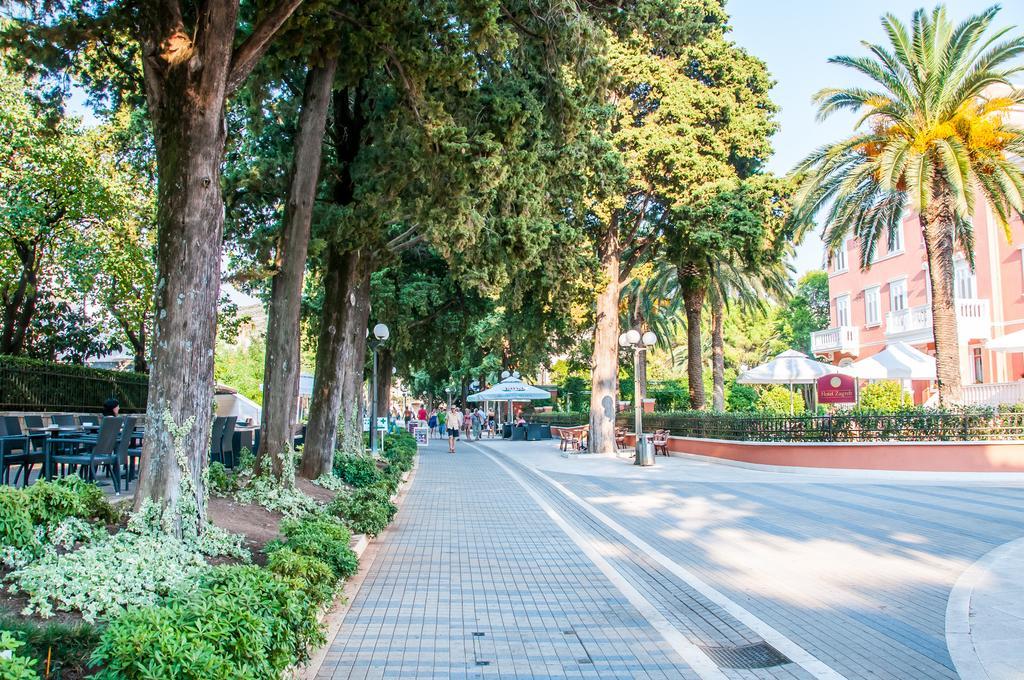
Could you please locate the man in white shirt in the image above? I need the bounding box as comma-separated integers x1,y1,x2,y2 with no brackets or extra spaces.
447,407,463,453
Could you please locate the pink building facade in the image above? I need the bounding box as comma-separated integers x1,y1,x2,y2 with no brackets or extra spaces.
812,202,1024,404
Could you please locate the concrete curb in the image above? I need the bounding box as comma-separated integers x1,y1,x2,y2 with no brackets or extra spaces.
292,452,421,680
945,535,1024,680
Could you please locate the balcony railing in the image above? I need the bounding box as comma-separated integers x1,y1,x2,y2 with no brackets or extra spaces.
810,326,860,355
885,298,991,341
961,382,1024,407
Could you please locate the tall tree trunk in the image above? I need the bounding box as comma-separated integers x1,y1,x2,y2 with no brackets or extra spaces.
1,243,38,355
710,292,725,411
589,226,620,453
682,283,706,410
259,60,337,479
130,324,148,373
374,348,393,418
134,100,229,526
131,0,304,530
921,208,962,404
301,247,372,478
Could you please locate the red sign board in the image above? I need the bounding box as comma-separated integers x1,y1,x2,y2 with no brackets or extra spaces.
817,373,856,403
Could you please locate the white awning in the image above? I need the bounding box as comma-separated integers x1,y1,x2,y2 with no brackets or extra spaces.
466,376,552,402
736,349,838,385
986,328,1024,353
844,342,936,380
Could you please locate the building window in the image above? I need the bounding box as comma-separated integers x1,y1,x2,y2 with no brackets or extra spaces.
864,286,881,326
954,257,976,299
889,278,908,312
833,240,848,273
973,347,984,384
836,294,851,327
889,223,904,254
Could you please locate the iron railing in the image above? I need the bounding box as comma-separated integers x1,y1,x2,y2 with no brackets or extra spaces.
531,409,1024,442
0,357,147,413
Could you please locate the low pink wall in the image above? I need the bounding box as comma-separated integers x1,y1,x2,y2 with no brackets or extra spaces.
617,433,1024,473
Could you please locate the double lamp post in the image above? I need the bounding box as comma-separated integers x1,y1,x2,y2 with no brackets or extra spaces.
618,328,657,460
368,323,390,455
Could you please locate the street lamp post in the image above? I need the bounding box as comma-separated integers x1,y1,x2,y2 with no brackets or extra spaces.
619,329,658,460
368,323,390,455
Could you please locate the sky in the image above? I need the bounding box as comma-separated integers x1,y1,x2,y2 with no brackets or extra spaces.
727,0,1024,276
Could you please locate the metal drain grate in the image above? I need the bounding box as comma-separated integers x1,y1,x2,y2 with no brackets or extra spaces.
697,642,791,669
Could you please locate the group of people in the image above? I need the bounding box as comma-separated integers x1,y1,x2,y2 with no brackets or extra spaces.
388,404,496,453
436,406,495,452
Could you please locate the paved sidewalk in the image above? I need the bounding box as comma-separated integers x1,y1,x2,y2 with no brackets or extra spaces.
317,441,702,679
945,536,1024,679
318,438,1024,679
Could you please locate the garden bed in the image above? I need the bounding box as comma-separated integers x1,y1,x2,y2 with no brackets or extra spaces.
0,430,419,678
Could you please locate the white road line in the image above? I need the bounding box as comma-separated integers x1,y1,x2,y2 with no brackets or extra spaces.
474,445,728,680
478,444,848,680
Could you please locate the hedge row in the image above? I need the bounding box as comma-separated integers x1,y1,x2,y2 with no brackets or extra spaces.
531,407,1024,442
0,354,148,413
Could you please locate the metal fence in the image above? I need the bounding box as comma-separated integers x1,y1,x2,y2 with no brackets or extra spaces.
0,358,148,413
531,410,1024,442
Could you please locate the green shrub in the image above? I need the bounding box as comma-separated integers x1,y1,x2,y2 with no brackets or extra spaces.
0,630,36,680
856,380,912,412
326,485,397,537
649,379,690,411
0,487,36,551
206,461,235,495
10,530,209,622
0,614,99,679
756,385,805,414
25,474,117,525
332,454,381,488
266,547,337,606
725,383,758,412
274,515,358,580
92,565,324,680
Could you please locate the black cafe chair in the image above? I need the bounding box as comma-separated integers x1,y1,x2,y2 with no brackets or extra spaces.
4,417,45,487
48,417,123,493
115,416,137,490
220,416,237,468
52,414,77,428
78,414,100,427
209,416,227,464
0,418,30,487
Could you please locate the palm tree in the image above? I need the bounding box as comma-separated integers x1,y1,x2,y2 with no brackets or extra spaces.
791,5,1024,404
707,257,792,411
620,264,685,407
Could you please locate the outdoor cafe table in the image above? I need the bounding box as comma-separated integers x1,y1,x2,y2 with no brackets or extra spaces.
32,425,89,481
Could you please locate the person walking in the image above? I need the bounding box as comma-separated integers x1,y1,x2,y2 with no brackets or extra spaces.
438,407,447,438
471,407,483,441
462,408,472,441
447,406,463,453
428,409,438,439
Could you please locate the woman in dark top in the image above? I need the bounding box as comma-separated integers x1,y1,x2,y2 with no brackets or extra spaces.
102,398,120,417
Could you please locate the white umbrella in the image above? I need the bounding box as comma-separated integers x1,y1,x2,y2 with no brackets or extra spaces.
737,349,837,415
736,349,838,385
844,341,935,380
986,328,1024,353
466,375,551,402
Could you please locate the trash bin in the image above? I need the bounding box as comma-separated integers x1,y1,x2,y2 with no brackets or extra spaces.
634,434,655,467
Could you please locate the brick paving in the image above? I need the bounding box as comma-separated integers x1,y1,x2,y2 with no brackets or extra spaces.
318,439,1024,679
318,441,702,679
